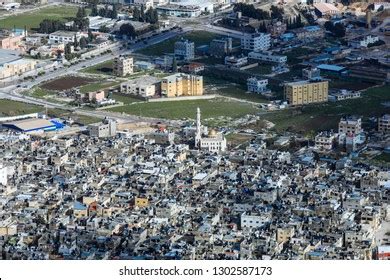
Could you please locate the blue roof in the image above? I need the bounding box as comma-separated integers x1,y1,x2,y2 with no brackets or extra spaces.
50,119,65,129
317,64,346,72
74,201,87,211
312,54,332,63
304,25,321,31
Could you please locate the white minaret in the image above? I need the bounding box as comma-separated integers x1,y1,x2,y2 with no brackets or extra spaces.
195,107,202,148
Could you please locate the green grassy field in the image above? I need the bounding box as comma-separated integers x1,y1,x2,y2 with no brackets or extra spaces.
257,85,390,134
80,60,114,75
138,31,219,56
0,99,43,116
107,98,259,120
29,87,56,98
112,93,144,104
0,6,80,30
204,76,269,103
79,81,119,94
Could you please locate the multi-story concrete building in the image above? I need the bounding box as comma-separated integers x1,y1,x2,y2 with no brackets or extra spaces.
248,51,287,64
209,37,232,58
0,58,37,80
161,73,203,97
88,90,105,103
113,55,134,76
338,116,364,151
293,25,324,41
338,116,362,136
48,31,84,44
350,35,380,48
266,21,287,37
241,32,271,52
302,67,321,81
241,212,271,229
174,39,195,61
225,55,248,68
284,80,328,105
247,77,268,94
120,76,161,97
315,131,337,150
378,114,390,133
0,34,22,50
88,119,117,138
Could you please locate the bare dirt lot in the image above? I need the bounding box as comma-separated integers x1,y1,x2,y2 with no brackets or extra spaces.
41,76,97,91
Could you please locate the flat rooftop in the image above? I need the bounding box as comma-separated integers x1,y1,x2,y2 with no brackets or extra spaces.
0,49,21,66
3,118,56,132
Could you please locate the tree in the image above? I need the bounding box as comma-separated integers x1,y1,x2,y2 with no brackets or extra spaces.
111,4,118,19
324,21,333,31
270,5,284,20
172,56,177,73
140,5,145,22
73,35,79,49
259,21,267,32
91,4,98,17
38,19,65,34
80,37,88,49
99,25,110,33
325,21,346,37
119,23,136,38
65,43,72,60
88,29,94,42
76,6,86,19
333,23,346,37
145,7,159,24
133,7,141,21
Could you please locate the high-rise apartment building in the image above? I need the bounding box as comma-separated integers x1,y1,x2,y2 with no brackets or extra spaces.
161,73,203,97
174,39,195,61
284,80,328,105
113,55,134,77
241,32,271,52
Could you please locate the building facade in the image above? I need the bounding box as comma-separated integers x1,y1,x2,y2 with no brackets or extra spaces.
174,39,195,61
247,77,268,94
241,32,271,52
0,59,37,80
161,73,203,97
120,76,161,97
284,80,329,105
209,37,232,58
88,119,117,138
113,56,134,77
378,114,390,133
48,31,83,44
248,51,287,64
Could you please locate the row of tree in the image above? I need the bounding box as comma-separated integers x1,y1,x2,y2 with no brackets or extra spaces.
64,30,95,61
38,6,89,34
38,19,65,34
286,14,304,30
131,6,159,24
90,4,118,19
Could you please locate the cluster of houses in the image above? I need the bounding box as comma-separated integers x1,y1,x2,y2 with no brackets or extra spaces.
0,105,390,260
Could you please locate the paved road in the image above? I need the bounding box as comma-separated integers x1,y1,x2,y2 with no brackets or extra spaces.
0,28,191,125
